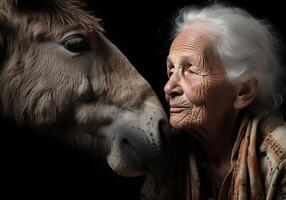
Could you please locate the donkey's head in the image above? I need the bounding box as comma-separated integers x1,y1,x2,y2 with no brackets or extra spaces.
0,0,169,176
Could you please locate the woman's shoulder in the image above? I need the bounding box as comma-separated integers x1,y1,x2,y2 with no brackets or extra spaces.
258,116,286,155
255,116,286,195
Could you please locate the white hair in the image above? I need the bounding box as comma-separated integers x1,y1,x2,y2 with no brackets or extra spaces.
173,4,285,115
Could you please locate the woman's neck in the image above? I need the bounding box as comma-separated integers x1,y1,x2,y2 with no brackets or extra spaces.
200,111,243,179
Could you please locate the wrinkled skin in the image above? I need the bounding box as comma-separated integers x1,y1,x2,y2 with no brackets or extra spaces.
141,22,260,200
140,23,240,200
0,0,169,177
164,23,239,152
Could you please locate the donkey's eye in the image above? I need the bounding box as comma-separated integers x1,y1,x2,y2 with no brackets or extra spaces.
61,35,89,53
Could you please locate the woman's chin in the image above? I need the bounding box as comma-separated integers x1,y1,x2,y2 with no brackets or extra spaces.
170,116,188,130
169,114,200,132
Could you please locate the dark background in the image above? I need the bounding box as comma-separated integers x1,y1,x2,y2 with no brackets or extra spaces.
2,0,285,200
87,0,286,109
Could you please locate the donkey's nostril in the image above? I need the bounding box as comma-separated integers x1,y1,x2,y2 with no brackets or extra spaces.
158,119,171,146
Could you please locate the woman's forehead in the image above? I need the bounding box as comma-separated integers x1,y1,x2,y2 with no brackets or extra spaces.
170,24,214,53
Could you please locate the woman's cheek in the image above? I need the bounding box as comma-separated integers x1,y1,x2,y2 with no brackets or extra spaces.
183,79,206,105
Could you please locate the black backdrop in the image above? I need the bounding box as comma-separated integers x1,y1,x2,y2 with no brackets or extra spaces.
87,0,286,109
1,0,285,200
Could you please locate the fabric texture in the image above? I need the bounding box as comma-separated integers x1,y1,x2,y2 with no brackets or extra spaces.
141,114,286,200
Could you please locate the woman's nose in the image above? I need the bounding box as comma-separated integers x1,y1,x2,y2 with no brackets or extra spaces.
164,74,183,98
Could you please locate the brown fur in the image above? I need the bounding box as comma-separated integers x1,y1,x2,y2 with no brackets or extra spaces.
0,0,169,176
0,0,152,125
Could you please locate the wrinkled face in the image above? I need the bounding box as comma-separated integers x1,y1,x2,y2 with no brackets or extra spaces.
0,1,169,177
164,24,236,140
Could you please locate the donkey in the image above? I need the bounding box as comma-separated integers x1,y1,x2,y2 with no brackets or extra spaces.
0,0,169,189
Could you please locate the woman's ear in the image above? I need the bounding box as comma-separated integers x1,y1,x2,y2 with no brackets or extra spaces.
233,78,259,109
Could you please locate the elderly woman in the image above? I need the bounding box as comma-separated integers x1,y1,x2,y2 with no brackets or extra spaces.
141,4,286,200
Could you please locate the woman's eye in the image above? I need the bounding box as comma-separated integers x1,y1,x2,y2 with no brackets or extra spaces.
167,69,174,78
62,35,89,53
188,69,196,74
186,66,198,75
167,64,174,78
